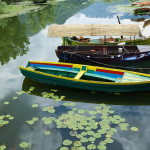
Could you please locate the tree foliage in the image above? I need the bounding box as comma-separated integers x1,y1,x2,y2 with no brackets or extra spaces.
0,0,8,14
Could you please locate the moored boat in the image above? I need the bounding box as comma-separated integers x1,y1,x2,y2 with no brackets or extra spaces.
20,61,150,92
63,37,120,46
56,45,150,68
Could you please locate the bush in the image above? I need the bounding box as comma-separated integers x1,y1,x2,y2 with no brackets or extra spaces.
0,0,8,14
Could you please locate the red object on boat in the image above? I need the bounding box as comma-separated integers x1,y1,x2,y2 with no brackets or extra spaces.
132,1,150,6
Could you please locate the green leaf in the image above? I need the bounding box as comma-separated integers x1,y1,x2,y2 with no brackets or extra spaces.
19,142,31,149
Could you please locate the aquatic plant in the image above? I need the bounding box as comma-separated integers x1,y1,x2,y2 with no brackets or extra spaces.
3,101,9,105
0,114,14,127
32,104,39,108
44,130,51,135
0,145,6,150
26,117,39,125
19,142,31,149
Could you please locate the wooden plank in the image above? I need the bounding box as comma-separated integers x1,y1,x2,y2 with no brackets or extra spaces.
74,71,86,79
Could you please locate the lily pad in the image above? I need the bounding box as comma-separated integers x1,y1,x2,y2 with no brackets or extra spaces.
63,140,72,146
12,96,18,100
0,145,6,150
130,127,138,131
70,131,77,136
60,147,69,150
19,142,31,149
4,102,9,105
32,104,39,108
44,130,51,135
87,144,96,150
73,141,82,147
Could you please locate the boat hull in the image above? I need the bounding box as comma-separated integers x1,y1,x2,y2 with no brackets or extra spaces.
56,45,150,68
20,65,150,92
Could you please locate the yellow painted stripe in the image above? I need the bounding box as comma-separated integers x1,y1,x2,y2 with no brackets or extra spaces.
29,61,150,78
19,66,150,85
74,71,86,79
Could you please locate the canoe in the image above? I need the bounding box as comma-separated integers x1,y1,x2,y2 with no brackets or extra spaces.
56,45,150,67
63,37,120,46
19,61,150,92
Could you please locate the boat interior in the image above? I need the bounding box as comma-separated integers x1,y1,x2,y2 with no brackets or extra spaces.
29,62,150,83
57,45,141,55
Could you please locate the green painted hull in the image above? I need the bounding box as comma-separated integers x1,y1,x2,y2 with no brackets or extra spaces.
63,37,119,46
20,68,150,92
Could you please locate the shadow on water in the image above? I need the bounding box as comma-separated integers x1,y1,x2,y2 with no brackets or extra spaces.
22,77,150,105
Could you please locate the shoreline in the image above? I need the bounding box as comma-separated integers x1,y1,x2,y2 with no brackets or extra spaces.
0,2,47,20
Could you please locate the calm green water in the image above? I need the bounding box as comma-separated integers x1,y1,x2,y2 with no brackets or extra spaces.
0,0,150,150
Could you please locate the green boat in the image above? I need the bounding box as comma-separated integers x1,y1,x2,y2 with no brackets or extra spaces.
20,61,150,92
63,37,120,46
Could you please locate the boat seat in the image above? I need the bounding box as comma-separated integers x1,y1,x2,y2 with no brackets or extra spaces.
85,73,117,82
74,71,86,79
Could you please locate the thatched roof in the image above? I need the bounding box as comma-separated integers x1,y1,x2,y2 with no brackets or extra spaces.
48,24,140,37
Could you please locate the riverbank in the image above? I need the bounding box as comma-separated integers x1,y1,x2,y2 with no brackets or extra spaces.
0,1,46,20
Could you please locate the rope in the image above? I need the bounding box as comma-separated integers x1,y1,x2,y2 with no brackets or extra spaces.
69,52,150,70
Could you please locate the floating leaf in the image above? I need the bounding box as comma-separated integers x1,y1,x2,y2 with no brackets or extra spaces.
44,130,51,135
4,102,9,105
87,144,96,149
97,143,106,150
51,89,58,92
16,91,25,95
70,131,77,136
73,141,82,147
89,137,95,142
78,110,85,114
105,138,114,143
0,145,6,150
26,120,34,125
88,111,97,115
81,137,88,143
32,104,39,108
63,140,72,146
60,147,69,150
63,103,70,106
60,96,65,100
19,142,31,149
12,97,18,100
130,127,138,131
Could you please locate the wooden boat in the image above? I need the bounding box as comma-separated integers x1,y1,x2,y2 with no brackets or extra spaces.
19,61,150,92
132,1,150,7
55,45,150,67
134,8,150,15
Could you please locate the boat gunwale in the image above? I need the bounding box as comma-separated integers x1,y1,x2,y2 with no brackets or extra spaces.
19,63,150,85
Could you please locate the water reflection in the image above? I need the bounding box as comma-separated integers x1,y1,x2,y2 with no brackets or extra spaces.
0,17,29,65
22,77,150,105
1,0,150,149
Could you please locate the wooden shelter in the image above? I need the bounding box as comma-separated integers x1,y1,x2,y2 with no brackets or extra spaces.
48,24,140,37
